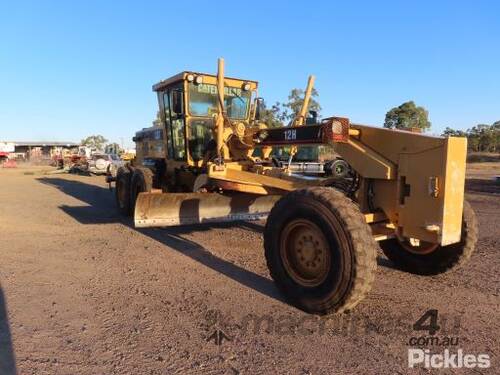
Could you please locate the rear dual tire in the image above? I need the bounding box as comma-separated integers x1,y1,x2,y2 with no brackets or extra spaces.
130,167,154,208
116,167,132,216
379,201,477,275
115,167,153,217
264,187,377,314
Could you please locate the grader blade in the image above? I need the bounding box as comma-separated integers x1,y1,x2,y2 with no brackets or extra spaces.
134,192,281,228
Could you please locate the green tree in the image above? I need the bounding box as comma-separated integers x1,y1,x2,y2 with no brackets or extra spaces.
492,121,500,152
81,135,108,150
258,87,321,128
468,123,499,152
441,127,467,137
282,88,321,124
105,142,123,155
258,100,286,128
153,110,162,127
443,122,499,152
384,101,431,131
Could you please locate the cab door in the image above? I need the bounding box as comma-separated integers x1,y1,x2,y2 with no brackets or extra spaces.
162,84,186,161
160,91,174,160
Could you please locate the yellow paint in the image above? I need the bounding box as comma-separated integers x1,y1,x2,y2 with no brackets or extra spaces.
440,137,467,245
364,212,387,223
136,59,469,247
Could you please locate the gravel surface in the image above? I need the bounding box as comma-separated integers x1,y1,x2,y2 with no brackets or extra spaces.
0,167,498,374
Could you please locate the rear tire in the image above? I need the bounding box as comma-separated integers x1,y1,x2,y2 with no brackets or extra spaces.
379,201,478,275
116,167,132,216
130,167,154,211
264,187,377,314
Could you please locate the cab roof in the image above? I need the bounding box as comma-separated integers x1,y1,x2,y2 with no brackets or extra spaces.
152,71,258,92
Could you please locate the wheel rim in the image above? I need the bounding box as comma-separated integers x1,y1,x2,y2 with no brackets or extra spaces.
280,219,331,287
335,164,344,175
398,239,439,255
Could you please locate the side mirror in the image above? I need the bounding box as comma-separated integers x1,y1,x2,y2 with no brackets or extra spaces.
171,90,183,115
255,97,264,120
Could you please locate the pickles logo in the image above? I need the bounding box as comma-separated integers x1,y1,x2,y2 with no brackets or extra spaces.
407,310,491,369
408,348,490,369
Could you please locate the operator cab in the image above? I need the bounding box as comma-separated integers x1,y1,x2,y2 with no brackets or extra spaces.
152,72,258,166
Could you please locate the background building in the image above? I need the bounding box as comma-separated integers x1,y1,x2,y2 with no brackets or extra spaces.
0,141,79,163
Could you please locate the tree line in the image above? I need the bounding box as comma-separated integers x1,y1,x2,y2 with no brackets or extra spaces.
442,123,499,152
381,101,499,152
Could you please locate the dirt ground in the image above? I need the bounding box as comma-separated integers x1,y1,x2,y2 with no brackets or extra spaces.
0,165,498,374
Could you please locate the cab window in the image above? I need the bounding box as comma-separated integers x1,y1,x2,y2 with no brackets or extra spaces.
169,89,186,160
188,118,214,161
188,83,250,119
161,86,186,161
161,92,174,159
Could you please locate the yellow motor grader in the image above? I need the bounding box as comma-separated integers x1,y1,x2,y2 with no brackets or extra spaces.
113,59,477,314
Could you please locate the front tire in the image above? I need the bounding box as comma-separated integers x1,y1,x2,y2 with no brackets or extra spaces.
264,187,377,314
379,201,478,275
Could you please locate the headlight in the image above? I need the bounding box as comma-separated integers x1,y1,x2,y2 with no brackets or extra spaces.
195,75,203,85
243,82,251,91
186,74,194,82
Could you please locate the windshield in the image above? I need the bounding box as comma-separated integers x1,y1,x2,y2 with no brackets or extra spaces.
188,83,251,119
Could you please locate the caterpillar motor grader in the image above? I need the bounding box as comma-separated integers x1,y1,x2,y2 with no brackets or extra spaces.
112,58,477,314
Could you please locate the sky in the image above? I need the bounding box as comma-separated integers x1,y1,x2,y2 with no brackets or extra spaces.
0,0,499,148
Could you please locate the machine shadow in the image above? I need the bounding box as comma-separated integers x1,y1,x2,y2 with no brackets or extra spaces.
37,177,282,302
0,285,17,375
465,178,500,196
376,256,399,271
